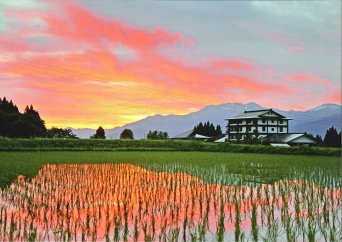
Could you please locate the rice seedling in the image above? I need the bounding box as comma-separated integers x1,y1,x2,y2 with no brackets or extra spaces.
0,160,340,241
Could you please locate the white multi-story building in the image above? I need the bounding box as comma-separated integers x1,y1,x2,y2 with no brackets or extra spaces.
226,109,291,142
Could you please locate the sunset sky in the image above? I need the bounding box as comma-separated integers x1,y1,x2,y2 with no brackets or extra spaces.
0,0,341,128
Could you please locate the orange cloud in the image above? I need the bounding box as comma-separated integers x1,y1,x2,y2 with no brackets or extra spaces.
0,1,339,128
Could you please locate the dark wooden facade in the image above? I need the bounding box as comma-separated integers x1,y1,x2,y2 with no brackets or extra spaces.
226,109,291,142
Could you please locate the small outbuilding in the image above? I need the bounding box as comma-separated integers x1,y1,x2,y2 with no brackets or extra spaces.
262,133,316,146
171,129,195,139
213,137,227,143
171,129,211,141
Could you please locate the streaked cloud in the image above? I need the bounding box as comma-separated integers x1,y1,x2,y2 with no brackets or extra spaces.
0,0,340,128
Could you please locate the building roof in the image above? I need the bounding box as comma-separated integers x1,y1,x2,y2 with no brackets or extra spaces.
171,130,212,139
226,108,291,120
229,110,270,119
214,137,227,143
171,129,194,139
193,134,211,139
270,143,291,147
263,133,316,144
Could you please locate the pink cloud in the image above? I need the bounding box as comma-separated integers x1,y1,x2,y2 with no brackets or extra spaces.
288,73,338,88
208,59,254,71
39,2,192,51
0,1,339,127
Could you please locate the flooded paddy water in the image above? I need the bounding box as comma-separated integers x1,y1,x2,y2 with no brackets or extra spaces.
0,163,341,241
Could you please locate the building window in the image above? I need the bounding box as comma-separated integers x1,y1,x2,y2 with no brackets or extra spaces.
279,120,283,124
262,119,265,123
253,120,257,124
271,128,274,131
262,127,266,132
239,127,242,131
280,127,283,132
247,127,251,131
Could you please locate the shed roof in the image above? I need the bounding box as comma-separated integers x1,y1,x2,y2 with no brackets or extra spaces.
171,129,194,139
193,134,211,139
270,143,291,147
214,137,227,143
263,133,316,144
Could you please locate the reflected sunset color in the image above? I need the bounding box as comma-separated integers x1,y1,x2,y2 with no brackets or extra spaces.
0,163,340,241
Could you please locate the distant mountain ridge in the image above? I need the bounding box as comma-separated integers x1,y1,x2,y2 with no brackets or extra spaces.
70,103,341,139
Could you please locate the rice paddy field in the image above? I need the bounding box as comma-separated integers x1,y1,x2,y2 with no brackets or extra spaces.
0,151,341,241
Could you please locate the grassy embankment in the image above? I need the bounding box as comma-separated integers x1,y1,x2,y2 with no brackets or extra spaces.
0,151,340,189
0,138,340,156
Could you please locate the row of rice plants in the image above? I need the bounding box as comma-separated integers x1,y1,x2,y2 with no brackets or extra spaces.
0,163,341,241
0,138,340,156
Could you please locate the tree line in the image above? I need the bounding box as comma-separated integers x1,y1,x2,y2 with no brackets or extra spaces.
90,127,136,139
306,127,341,148
90,128,169,140
90,127,135,139
0,97,47,138
146,130,168,140
193,121,222,138
0,97,78,138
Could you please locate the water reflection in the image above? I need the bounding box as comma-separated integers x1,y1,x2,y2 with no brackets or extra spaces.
0,163,341,241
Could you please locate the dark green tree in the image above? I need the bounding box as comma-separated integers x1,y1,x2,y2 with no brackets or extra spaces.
146,130,168,140
147,130,157,140
323,127,340,147
12,118,34,138
160,131,168,139
46,127,78,139
21,105,47,137
242,132,253,144
209,123,215,136
197,122,204,135
315,135,323,146
0,97,19,114
1,103,47,138
91,126,106,139
120,129,134,139
305,132,324,146
193,121,222,138
242,130,260,144
251,129,261,144
216,125,222,136
0,97,21,137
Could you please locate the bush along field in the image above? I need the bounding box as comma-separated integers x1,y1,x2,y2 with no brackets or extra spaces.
0,151,341,241
0,138,340,156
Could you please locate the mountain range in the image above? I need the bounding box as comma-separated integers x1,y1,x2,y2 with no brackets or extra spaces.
70,102,341,139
